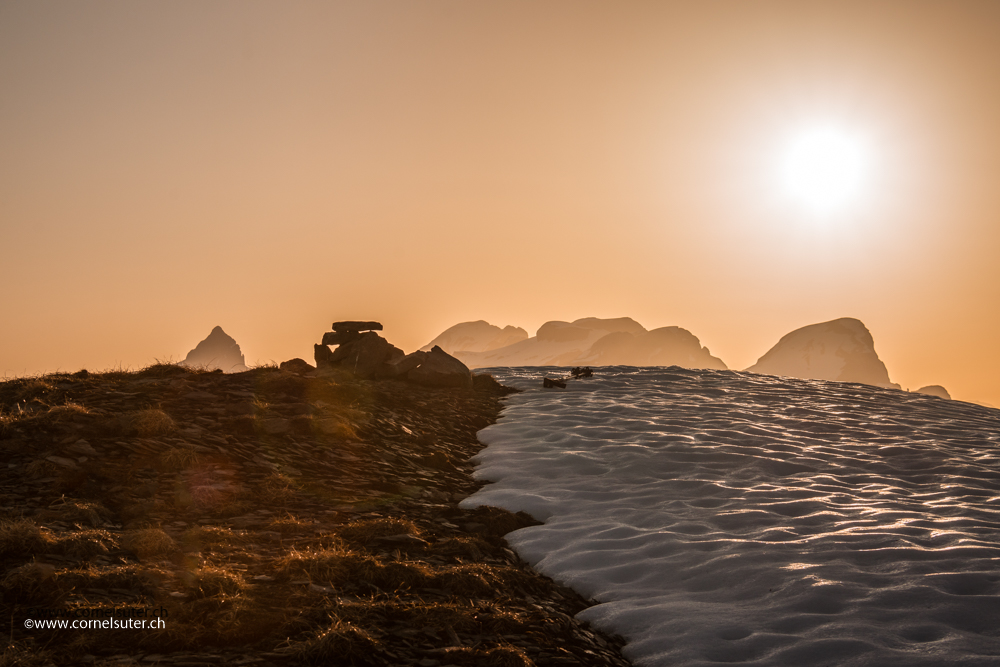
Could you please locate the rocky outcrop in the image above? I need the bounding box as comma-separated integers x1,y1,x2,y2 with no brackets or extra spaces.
421,321,528,354
314,322,404,379
408,346,473,389
916,385,951,400
451,317,727,371
314,321,472,387
180,326,248,373
746,318,900,389
279,358,315,375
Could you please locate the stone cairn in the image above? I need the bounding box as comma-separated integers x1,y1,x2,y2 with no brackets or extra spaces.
314,321,474,388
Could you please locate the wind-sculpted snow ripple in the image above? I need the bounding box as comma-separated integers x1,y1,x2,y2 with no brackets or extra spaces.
461,366,1000,666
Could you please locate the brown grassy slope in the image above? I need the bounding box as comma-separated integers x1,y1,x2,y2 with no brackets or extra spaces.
0,364,631,666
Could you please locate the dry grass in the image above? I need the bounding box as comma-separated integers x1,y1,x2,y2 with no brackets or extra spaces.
0,641,55,667
56,564,161,596
0,410,12,440
0,518,50,558
184,565,247,599
52,529,119,558
293,618,380,666
118,408,175,437
36,499,108,527
0,365,614,665
432,536,491,560
13,378,58,403
136,362,191,379
255,371,309,400
122,527,177,560
182,525,250,552
268,513,314,535
259,473,301,505
336,517,421,545
312,416,359,439
158,445,201,471
277,547,430,592
23,459,58,479
334,599,482,633
2,562,61,605
438,644,535,667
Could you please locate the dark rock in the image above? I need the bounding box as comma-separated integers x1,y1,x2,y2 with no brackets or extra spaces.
323,332,404,378
571,367,593,378
420,452,454,470
407,346,472,389
321,331,362,346
916,385,951,400
279,358,315,375
379,351,428,379
543,378,566,389
332,321,383,333
313,343,335,366
181,326,248,373
472,373,516,395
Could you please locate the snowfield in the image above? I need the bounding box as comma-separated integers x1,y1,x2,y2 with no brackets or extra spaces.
461,366,1000,666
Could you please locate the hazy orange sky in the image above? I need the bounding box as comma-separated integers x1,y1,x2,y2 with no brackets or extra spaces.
2,1,998,406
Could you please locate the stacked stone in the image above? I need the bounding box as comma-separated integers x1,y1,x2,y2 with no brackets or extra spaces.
314,321,473,388
314,321,401,379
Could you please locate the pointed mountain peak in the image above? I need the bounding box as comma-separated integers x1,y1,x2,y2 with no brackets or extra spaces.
181,326,248,373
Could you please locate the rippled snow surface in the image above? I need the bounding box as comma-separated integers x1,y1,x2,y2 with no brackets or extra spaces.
461,367,1000,666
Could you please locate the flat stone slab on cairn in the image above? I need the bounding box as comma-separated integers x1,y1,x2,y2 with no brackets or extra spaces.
332,321,383,332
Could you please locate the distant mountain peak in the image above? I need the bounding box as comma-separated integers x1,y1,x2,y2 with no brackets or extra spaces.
424,316,725,370
181,326,248,373
747,317,899,389
421,321,528,354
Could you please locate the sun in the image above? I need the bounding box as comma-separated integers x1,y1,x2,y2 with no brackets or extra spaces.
778,124,872,216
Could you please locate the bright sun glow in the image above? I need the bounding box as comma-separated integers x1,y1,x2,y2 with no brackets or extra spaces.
779,125,872,216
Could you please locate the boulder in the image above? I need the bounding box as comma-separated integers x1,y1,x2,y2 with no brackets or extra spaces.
314,343,335,366
379,350,428,379
321,331,404,378
279,358,315,375
472,373,508,394
181,326,248,373
916,385,951,400
407,346,472,389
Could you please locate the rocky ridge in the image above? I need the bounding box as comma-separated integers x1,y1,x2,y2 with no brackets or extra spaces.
0,363,632,666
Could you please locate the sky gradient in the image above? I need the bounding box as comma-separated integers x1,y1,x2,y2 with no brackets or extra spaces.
2,1,999,406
